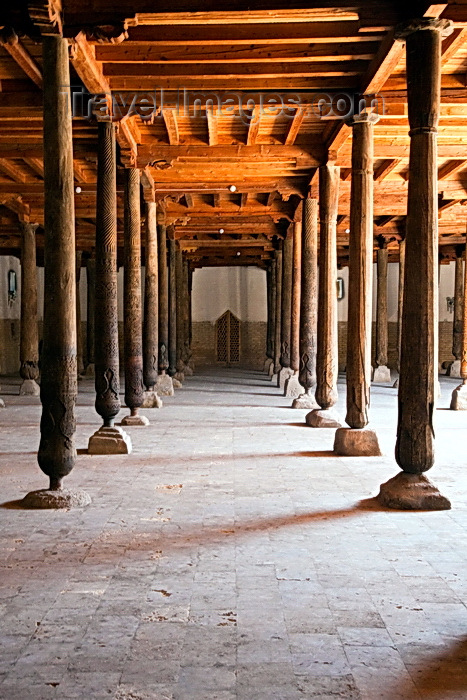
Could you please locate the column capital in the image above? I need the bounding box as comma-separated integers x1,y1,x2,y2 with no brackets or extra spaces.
395,18,453,42
349,112,380,127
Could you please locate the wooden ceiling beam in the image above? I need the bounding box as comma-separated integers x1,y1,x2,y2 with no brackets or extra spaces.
23,157,44,177
162,109,179,145
206,106,218,146
438,159,466,180
0,29,43,88
284,108,305,146
0,158,29,183
373,158,401,181
70,31,111,95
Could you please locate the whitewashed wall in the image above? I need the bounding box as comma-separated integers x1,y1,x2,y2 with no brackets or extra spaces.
192,266,267,322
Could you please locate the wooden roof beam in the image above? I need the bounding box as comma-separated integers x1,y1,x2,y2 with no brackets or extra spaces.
116,116,140,167
0,159,28,183
373,158,401,181
70,31,111,96
438,159,466,180
162,109,179,145
284,108,305,146
0,29,43,88
206,105,218,146
23,157,44,178
247,107,261,146
0,196,29,222
141,166,155,202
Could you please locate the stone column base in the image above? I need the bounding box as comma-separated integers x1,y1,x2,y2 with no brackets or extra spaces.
450,382,467,410
0,397,5,408
84,363,95,378
141,391,163,408
21,488,91,509
334,427,382,456
284,373,304,398
174,372,185,384
449,360,462,378
268,362,275,377
156,374,174,396
306,408,343,428
264,357,274,373
88,425,132,454
183,364,193,376
292,393,319,409
393,376,399,388
378,472,451,510
172,377,183,388
19,379,40,396
372,365,391,383
121,413,150,426
277,366,294,390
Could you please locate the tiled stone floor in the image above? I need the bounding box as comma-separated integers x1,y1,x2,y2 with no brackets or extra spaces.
1,367,467,700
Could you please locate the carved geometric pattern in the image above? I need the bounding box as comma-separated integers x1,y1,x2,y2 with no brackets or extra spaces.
216,311,240,364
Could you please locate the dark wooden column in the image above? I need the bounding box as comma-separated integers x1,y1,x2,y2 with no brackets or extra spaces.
379,18,453,510
141,200,162,408
24,35,90,506
264,264,274,371
122,168,148,426
293,198,318,408
334,113,382,457
307,163,342,427
182,258,193,374
373,237,391,382
84,254,95,377
273,249,282,375
175,244,185,379
167,238,178,379
285,220,304,398
156,222,174,394
89,121,131,454
394,237,406,387
451,249,467,409
75,250,84,376
278,232,294,388
19,221,40,396
450,246,464,377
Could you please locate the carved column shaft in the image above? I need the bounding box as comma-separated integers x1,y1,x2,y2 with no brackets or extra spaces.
345,114,378,429
266,265,274,360
168,238,177,376
316,164,340,409
75,250,84,375
299,198,318,391
94,121,121,427
280,234,293,368
85,255,96,371
123,168,144,414
182,258,191,365
19,221,39,382
453,248,464,361
175,245,184,372
273,250,282,373
375,242,389,367
290,221,302,373
158,223,169,373
143,200,158,390
396,238,406,372
38,35,77,489
269,261,277,362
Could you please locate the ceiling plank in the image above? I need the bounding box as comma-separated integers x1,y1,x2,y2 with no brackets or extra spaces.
284,108,305,146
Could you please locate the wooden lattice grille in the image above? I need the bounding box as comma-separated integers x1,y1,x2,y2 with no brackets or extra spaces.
216,311,240,363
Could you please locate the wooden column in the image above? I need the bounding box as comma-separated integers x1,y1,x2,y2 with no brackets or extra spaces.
265,264,274,368
373,238,391,382
175,245,185,377
143,200,159,392
307,163,341,426
122,168,148,426
19,221,40,396
451,246,464,374
396,237,406,376
286,220,304,398
380,18,453,510
75,250,84,376
451,249,467,409
28,35,86,504
334,113,381,457
85,254,95,376
278,232,294,387
158,223,169,374
167,238,177,378
182,258,193,373
273,249,282,374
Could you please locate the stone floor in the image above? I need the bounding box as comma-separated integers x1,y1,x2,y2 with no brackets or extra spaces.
1,367,467,700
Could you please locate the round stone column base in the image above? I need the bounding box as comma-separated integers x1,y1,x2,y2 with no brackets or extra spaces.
0,397,5,408
306,408,343,428
88,425,132,454
156,374,174,396
141,391,163,408
284,373,304,398
183,364,193,376
334,428,382,456
450,382,467,410
121,413,150,427
448,360,462,378
84,363,95,378
378,472,451,511
292,393,319,410
372,365,391,383
173,373,184,385
264,358,274,373
21,488,91,509
19,379,40,396
277,366,294,390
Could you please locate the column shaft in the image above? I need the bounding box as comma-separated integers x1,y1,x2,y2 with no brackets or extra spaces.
19,221,39,385
38,35,77,489
299,198,318,392
168,238,177,376
396,238,406,373
453,249,464,361
175,245,185,372
280,234,293,368
158,223,169,373
375,243,389,367
85,255,95,373
266,265,274,360
273,250,282,373
143,201,158,390
75,250,84,375
290,221,302,373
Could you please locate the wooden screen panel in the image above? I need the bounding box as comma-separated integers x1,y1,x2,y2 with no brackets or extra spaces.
216,310,240,363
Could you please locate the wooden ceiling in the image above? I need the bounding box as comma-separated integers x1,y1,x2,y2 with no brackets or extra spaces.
1,1,467,268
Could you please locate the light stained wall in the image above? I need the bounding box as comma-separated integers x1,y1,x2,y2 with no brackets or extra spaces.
192,266,267,322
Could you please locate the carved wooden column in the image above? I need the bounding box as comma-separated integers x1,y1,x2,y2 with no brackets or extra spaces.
19,221,40,396
379,18,453,510
293,198,318,408
175,244,185,382
373,237,391,382
393,237,406,387
182,258,193,374
278,232,294,388
167,238,179,385
264,264,274,372
23,35,90,507
334,113,382,457
449,246,464,377
75,250,85,377
88,121,131,454
121,168,148,426
84,254,95,377
285,220,305,398
156,221,174,395
142,199,162,408
273,249,282,375
451,249,467,409
307,163,342,427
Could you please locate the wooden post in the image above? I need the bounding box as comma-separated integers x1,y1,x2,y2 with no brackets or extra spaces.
373,237,391,382
273,249,282,374
89,121,131,455
158,223,169,374
182,258,193,373
285,220,304,398
450,246,464,376
167,238,178,379
122,168,148,426
396,237,406,377
84,254,95,377
143,200,159,391
307,163,342,427
75,250,84,376
19,221,40,396
264,264,274,370
293,198,318,407
25,35,90,506
175,244,185,379
334,113,382,457
278,232,294,388
451,249,467,409
379,18,453,510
